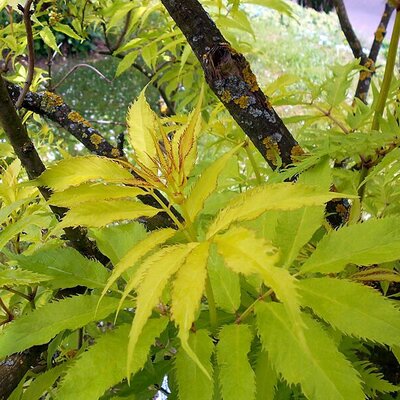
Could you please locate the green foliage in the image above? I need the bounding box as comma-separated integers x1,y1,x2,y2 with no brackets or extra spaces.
217,324,255,400
175,330,214,400
0,295,119,358
1,1,400,399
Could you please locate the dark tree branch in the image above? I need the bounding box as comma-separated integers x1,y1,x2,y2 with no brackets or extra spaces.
0,345,46,400
161,0,350,226
111,10,132,52
6,81,183,229
333,0,366,62
15,0,35,109
161,0,302,169
355,2,394,102
0,74,108,263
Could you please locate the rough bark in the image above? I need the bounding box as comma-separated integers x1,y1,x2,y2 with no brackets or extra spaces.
161,0,350,226
0,346,46,400
6,82,183,229
161,0,303,170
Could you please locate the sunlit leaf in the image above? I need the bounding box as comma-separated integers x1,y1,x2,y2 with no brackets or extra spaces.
256,302,364,400
217,324,255,400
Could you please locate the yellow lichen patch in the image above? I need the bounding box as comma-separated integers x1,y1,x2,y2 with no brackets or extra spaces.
234,95,250,109
265,99,273,110
242,64,259,92
68,111,92,127
41,91,63,111
90,133,104,149
359,70,371,81
111,148,121,158
291,145,304,160
263,136,280,165
221,90,232,103
375,24,386,42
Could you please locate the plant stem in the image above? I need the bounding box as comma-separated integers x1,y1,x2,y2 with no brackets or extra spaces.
205,278,217,330
372,9,400,131
235,288,273,324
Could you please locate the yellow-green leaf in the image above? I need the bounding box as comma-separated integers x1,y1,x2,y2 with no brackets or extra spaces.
186,143,242,221
300,217,400,274
36,156,133,191
127,243,196,375
172,242,210,376
298,277,400,346
99,228,176,306
58,199,159,228
215,227,302,332
175,330,214,400
127,87,159,172
49,183,145,207
256,302,364,400
217,324,255,400
207,183,348,238
39,26,61,54
53,23,83,40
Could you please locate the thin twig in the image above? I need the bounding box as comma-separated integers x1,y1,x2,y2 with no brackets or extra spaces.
52,63,112,90
312,104,350,134
3,286,32,301
112,10,132,51
333,0,366,62
0,296,14,320
15,0,35,109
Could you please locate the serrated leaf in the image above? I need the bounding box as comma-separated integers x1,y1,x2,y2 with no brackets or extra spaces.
175,330,214,400
21,363,68,400
298,277,400,346
15,247,109,289
172,242,209,375
127,88,159,172
255,351,277,400
0,295,119,358
207,245,240,313
206,183,349,239
39,26,60,54
300,217,400,274
351,267,400,283
0,213,47,251
58,199,159,228
215,227,302,331
100,228,176,305
172,242,209,337
186,144,242,222
217,324,255,400
172,85,204,179
0,268,51,287
90,221,147,265
49,183,145,207
127,243,196,375
274,157,330,268
256,302,364,400
36,156,133,191
354,361,399,397
56,318,168,400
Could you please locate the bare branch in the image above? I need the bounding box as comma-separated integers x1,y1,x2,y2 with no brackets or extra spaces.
355,2,394,102
52,63,112,91
333,0,366,62
15,0,35,109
